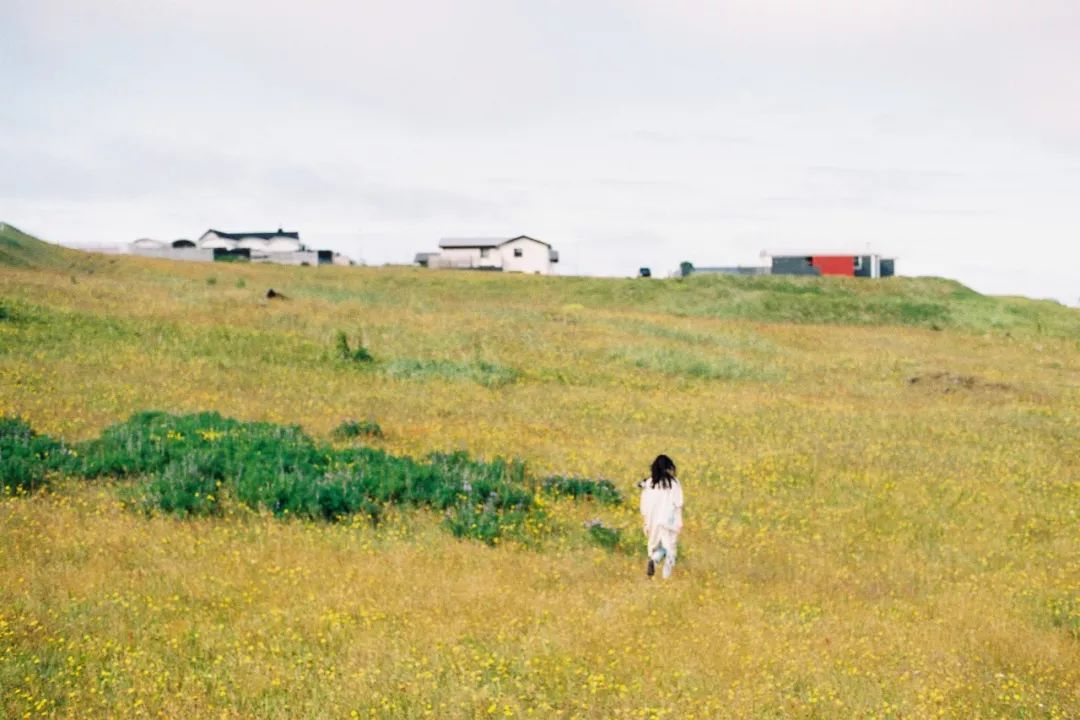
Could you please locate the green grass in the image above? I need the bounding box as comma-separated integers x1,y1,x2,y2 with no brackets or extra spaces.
384,358,519,387
0,222,94,270
3,222,1076,336
616,345,781,382
1,221,1079,719
604,317,779,352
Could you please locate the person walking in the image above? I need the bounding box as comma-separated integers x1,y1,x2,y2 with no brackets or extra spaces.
639,454,683,579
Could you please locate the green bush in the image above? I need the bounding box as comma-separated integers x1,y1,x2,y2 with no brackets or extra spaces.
542,475,622,505
444,497,533,546
584,520,624,551
0,299,37,325
444,501,505,545
332,419,383,439
140,455,224,517
69,412,539,542
428,451,531,508
336,331,375,364
75,411,326,481
4,412,629,548
0,415,66,492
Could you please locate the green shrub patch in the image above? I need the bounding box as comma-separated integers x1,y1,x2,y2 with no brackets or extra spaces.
542,475,623,505
67,412,534,542
332,419,383,439
335,331,375,364
2,411,632,547
584,519,627,552
0,416,67,492
3,411,633,547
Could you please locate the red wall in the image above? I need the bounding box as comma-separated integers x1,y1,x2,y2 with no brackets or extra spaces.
811,256,855,276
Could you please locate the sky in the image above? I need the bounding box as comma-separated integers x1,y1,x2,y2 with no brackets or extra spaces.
3,0,1079,304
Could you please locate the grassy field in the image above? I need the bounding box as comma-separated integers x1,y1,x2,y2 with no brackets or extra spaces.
1,222,1078,718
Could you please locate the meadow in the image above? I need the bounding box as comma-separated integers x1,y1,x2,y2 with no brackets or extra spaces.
1,222,1078,718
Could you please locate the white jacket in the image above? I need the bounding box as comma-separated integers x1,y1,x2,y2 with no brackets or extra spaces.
639,478,683,551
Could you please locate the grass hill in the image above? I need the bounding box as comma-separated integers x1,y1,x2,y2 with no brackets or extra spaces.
0,221,95,270
1,222,1078,718
2,221,1076,336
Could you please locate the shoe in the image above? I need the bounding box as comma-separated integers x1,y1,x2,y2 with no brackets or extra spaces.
646,559,655,577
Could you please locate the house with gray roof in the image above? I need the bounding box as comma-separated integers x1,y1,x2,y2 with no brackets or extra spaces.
130,228,353,266
416,235,559,274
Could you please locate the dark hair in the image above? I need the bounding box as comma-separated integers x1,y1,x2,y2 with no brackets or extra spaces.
650,454,677,489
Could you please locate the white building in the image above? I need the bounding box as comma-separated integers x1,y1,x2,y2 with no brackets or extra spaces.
196,228,317,264
416,236,559,274
130,228,353,266
130,237,214,262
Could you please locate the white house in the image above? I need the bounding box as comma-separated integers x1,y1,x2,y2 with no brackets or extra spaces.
198,228,303,253
417,235,559,274
129,228,352,265
196,228,325,265
130,237,214,262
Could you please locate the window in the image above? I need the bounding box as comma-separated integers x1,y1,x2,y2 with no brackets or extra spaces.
853,256,864,270
480,248,489,258
513,248,523,257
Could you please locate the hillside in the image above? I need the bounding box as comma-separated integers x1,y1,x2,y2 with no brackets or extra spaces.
1,220,1077,337
0,221,97,270
1,224,1079,718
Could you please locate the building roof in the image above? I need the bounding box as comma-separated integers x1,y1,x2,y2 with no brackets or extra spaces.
504,235,551,249
438,235,551,250
203,228,300,240
761,249,892,258
695,266,768,272
439,237,505,249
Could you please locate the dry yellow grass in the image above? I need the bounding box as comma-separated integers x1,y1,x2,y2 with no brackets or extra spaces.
2,248,1079,718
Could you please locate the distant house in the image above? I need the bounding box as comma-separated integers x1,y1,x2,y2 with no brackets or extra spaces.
197,228,317,264
416,236,559,274
131,228,352,266
763,251,895,278
130,237,214,262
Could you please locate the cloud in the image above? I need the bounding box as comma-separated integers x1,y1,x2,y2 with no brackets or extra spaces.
800,165,966,203
9,0,621,128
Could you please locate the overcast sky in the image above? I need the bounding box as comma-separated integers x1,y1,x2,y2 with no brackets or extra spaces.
3,0,1079,304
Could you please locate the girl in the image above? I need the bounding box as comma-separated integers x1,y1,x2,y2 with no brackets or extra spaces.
639,454,684,579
